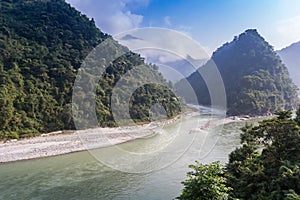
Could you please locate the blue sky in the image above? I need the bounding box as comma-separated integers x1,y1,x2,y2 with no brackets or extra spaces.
67,0,300,54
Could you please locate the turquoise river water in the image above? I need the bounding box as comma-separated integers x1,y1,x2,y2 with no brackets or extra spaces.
0,110,257,200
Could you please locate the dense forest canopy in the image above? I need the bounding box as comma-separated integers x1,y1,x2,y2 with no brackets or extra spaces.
0,0,181,139
176,29,299,116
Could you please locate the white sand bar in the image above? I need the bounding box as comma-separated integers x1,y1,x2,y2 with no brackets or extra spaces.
0,116,180,163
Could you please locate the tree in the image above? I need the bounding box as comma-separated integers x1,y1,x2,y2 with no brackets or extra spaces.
226,109,300,199
177,161,232,200
179,108,300,199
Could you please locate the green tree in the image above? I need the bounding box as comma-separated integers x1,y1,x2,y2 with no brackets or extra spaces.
226,109,300,199
179,108,300,199
177,161,232,200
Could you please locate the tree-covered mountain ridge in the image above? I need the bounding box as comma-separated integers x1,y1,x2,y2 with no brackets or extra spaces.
176,29,299,116
0,0,181,139
277,41,300,95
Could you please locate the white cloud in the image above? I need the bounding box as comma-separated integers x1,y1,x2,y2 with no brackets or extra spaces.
164,16,171,26
66,0,148,34
276,14,300,48
115,28,210,63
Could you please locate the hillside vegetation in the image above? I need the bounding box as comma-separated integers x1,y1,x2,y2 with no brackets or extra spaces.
0,0,180,139
176,29,298,116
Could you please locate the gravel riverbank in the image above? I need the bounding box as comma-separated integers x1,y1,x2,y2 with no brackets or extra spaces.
0,112,263,164
0,115,182,163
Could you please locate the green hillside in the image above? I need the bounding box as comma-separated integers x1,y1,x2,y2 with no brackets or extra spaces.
0,0,180,139
176,29,298,116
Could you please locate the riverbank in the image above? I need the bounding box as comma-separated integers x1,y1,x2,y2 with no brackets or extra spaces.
0,113,184,164
198,115,264,130
0,112,264,164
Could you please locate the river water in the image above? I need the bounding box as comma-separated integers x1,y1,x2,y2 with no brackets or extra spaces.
0,110,256,200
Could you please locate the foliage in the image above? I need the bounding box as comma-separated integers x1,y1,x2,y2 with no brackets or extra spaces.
226,109,300,199
0,0,181,138
177,161,232,200
176,29,299,116
179,108,300,199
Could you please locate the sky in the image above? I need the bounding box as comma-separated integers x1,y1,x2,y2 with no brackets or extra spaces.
66,0,300,55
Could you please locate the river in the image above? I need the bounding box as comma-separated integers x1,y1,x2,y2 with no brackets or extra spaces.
0,110,257,200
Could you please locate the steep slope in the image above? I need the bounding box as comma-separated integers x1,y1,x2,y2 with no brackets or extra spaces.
176,29,298,116
0,0,180,139
277,41,300,94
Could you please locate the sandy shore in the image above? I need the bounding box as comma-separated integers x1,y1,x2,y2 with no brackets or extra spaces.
0,112,263,164
0,115,182,164
196,117,252,130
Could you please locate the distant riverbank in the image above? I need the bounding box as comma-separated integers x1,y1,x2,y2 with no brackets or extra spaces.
0,111,264,164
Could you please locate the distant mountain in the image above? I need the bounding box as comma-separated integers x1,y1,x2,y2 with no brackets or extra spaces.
277,41,300,94
147,55,207,82
162,56,207,82
176,29,299,116
0,0,180,139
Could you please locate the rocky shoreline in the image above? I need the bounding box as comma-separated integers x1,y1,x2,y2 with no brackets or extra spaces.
0,114,183,164
0,112,264,164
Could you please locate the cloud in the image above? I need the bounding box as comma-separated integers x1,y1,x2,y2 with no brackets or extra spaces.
114,28,210,64
164,16,171,26
276,14,300,47
66,0,148,34
114,29,210,82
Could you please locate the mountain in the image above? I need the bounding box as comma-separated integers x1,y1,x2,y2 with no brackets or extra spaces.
176,29,299,116
277,41,300,94
0,0,180,139
161,55,208,82
148,55,208,82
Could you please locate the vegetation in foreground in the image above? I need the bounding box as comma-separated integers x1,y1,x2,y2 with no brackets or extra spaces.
178,108,300,199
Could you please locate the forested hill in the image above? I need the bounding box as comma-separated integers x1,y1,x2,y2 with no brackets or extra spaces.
0,0,181,139
277,41,300,95
176,29,299,116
